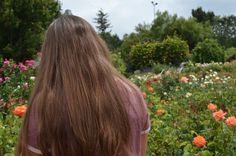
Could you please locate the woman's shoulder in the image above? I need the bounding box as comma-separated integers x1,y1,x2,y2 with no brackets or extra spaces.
115,76,142,96
115,76,148,119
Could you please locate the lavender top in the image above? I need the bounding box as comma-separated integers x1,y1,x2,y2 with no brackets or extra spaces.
28,79,150,155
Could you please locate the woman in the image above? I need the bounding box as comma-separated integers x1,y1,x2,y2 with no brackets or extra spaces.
16,15,150,156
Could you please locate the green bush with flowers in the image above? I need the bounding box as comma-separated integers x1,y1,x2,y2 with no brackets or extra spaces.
1,55,236,155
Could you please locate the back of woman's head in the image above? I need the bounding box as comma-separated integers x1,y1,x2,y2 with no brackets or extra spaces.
16,15,133,156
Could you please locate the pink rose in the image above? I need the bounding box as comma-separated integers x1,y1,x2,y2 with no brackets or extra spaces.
5,77,10,81
3,59,10,65
18,62,27,71
11,64,16,69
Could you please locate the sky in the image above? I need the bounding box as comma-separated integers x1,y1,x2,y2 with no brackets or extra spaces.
60,0,236,38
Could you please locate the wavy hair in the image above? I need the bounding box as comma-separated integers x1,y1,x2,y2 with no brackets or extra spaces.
16,15,138,156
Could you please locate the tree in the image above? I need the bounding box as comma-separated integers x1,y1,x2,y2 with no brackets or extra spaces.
151,11,213,50
192,7,215,24
93,9,111,33
93,9,121,51
0,0,61,61
100,32,122,51
119,23,153,65
213,15,236,48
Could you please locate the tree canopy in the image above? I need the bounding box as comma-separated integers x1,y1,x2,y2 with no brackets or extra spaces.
0,0,61,61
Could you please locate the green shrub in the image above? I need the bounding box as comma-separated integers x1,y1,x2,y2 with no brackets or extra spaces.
225,47,236,61
152,63,170,74
111,52,127,75
156,36,190,66
192,39,224,63
129,42,159,70
222,63,236,73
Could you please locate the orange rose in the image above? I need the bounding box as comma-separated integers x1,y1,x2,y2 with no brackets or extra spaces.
207,103,217,111
147,87,154,92
12,105,27,117
193,135,206,148
156,109,166,115
180,76,189,83
213,109,227,121
226,116,236,126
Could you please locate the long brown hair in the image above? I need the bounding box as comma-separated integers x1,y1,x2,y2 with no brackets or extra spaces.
16,15,138,156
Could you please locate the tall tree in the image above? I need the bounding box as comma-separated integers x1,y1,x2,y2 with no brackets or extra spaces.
93,9,111,33
213,15,236,48
93,9,121,51
0,0,61,61
192,7,215,24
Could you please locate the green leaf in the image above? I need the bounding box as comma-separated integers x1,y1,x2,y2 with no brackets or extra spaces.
197,150,213,156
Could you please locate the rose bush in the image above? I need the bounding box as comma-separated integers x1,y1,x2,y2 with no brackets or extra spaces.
0,58,36,155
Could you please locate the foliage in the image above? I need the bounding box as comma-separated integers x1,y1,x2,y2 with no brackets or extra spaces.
192,39,224,63
129,42,158,70
213,15,236,48
111,52,127,75
156,36,190,66
119,23,153,67
134,23,153,42
119,33,140,62
0,113,22,155
93,8,111,33
0,58,36,155
151,11,213,50
152,63,170,74
0,0,61,61
100,32,122,51
225,47,236,61
130,64,236,155
192,7,215,24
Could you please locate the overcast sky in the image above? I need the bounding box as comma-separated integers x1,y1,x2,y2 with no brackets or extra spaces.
60,0,236,38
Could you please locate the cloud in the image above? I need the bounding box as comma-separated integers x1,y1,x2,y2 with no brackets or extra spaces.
60,0,236,38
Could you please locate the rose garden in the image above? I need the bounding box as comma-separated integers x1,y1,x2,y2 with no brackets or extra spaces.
1,56,236,155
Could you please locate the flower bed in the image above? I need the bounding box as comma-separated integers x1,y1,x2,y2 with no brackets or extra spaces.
130,67,236,155
1,58,236,155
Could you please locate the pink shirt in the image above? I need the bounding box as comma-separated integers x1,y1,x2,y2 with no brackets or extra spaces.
28,79,150,155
